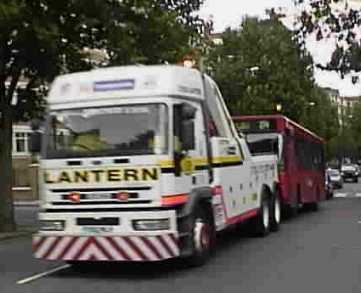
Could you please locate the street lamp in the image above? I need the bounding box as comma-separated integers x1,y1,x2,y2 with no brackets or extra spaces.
276,103,282,112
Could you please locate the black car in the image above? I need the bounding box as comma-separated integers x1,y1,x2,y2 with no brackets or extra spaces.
341,164,359,183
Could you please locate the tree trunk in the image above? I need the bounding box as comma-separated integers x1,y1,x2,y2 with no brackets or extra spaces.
0,96,16,232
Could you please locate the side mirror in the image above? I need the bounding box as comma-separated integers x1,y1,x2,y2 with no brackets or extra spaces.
29,132,42,153
181,120,195,151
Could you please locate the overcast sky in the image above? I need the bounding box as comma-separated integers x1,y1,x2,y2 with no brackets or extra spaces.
199,0,295,32
200,0,361,97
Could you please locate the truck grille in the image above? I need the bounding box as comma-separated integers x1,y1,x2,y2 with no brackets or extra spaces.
50,186,153,205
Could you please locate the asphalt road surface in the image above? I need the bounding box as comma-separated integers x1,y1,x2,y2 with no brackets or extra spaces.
2,182,361,293
15,205,38,227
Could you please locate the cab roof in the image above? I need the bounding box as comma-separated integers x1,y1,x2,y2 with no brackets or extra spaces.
47,65,204,106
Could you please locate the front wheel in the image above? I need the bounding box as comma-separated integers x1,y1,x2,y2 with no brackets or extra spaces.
186,206,216,267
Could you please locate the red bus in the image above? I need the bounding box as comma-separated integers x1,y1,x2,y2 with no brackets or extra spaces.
232,115,326,216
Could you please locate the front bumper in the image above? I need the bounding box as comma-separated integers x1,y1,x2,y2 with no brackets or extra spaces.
33,234,179,262
33,210,179,262
342,173,356,179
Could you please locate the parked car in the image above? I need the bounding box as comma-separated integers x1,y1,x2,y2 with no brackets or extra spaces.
341,164,358,183
354,164,360,177
327,169,343,189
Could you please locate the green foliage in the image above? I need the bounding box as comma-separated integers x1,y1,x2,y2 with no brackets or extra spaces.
349,102,361,148
300,86,339,142
206,17,338,137
206,17,314,121
0,0,205,231
293,0,361,74
0,0,205,121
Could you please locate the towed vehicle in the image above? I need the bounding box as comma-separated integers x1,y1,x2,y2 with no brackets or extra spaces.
232,115,326,217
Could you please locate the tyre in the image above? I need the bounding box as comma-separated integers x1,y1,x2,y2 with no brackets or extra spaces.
354,177,358,183
186,205,216,267
270,192,281,232
253,196,271,237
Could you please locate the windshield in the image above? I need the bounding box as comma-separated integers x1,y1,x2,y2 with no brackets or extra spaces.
45,104,168,158
246,133,282,157
328,170,340,176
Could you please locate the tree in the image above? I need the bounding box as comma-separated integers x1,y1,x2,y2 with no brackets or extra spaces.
348,102,361,158
206,16,339,145
0,0,205,232
300,86,339,142
206,17,315,121
292,0,361,75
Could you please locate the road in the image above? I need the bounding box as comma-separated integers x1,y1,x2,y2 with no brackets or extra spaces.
2,182,361,293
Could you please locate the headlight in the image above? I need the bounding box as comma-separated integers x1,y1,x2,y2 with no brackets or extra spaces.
39,220,65,231
133,219,170,231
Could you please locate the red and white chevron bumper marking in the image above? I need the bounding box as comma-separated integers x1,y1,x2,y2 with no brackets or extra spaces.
33,234,179,262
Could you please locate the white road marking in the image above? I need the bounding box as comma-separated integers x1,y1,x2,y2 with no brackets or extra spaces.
17,264,70,285
334,193,348,198
355,193,361,198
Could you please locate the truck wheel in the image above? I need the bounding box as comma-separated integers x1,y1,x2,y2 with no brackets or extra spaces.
186,206,215,267
253,196,270,237
270,192,281,232
355,177,358,183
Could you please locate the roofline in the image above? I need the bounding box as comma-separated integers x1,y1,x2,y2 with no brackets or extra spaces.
232,114,324,143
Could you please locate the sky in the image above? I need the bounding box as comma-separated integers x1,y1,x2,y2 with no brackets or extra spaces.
199,0,361,97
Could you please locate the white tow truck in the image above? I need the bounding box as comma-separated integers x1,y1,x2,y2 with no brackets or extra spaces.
31,65,280,265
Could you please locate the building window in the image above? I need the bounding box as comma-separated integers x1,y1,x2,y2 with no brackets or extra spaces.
13,131,30,155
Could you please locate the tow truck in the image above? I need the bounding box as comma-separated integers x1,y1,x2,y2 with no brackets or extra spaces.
31,65,280,265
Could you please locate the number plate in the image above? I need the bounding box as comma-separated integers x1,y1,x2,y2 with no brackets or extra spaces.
81,226,115,234
85,193,113,200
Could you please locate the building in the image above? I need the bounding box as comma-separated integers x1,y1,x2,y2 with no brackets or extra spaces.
12,123,39,202
321,87,361,125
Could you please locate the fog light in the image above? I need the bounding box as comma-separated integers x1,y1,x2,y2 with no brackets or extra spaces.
133,219,170,231
40,220,65,231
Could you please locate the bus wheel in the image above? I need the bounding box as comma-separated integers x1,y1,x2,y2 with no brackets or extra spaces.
253,196,270,237
187,206,215,266
270,192,281,232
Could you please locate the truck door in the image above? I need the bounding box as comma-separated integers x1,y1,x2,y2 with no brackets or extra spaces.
172,102,210,195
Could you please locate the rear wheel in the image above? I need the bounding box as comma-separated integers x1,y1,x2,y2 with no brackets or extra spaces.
253,196,270,237
270,192,281,232
186,205,215,267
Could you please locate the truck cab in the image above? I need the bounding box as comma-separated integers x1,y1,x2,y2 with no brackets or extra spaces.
32,65,279,265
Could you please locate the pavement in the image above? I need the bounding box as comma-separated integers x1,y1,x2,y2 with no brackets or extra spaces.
1,182,361,293
0,204,38,241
